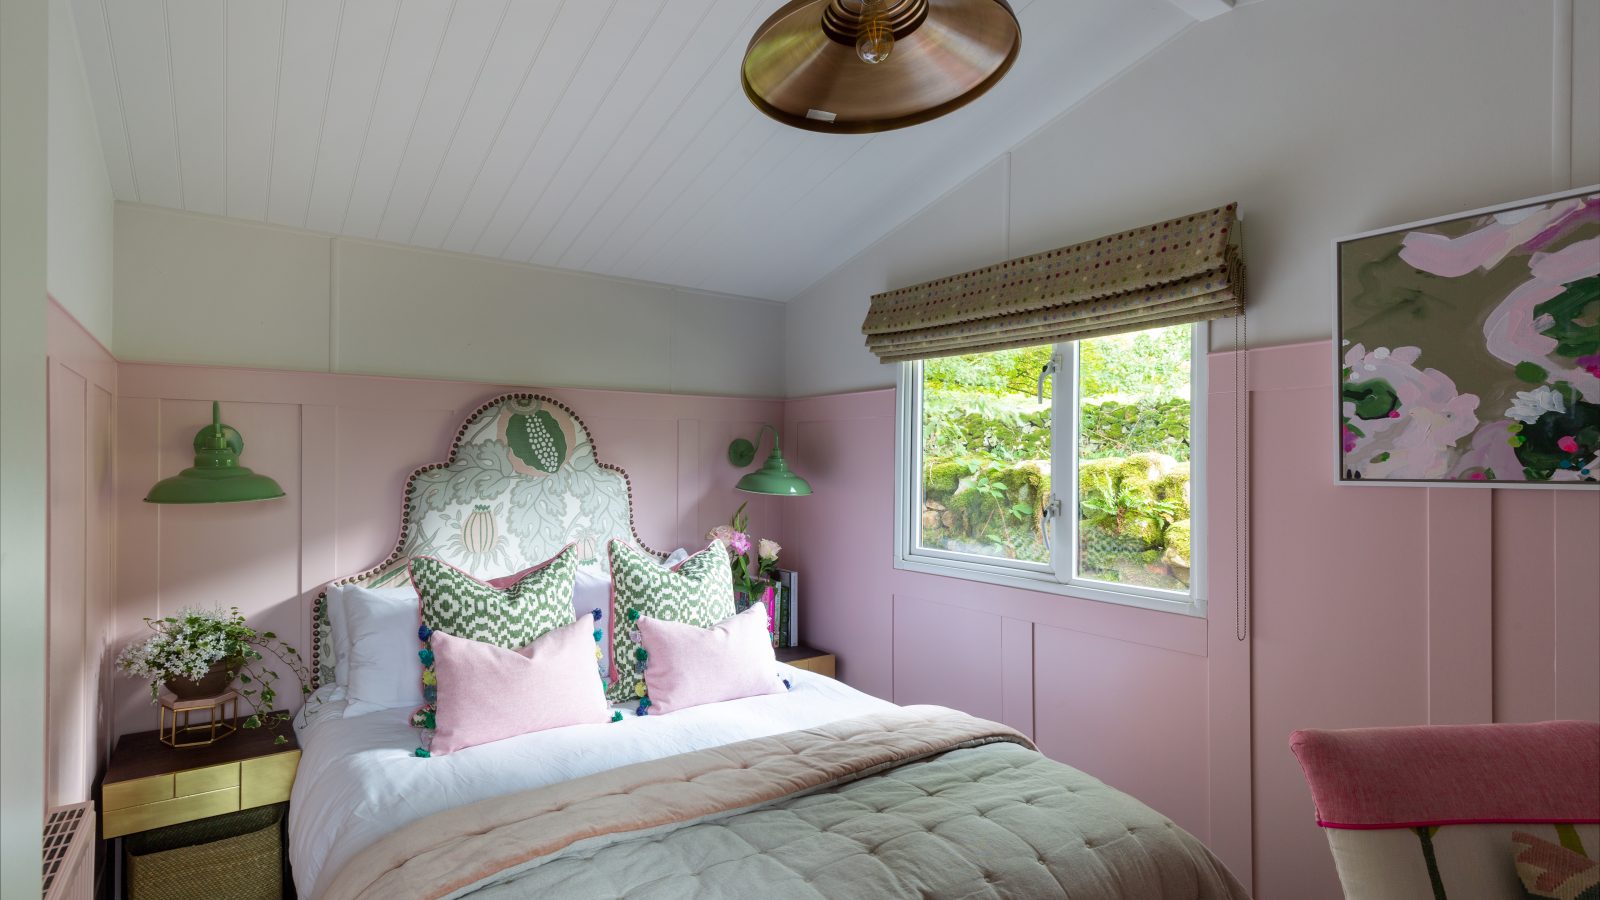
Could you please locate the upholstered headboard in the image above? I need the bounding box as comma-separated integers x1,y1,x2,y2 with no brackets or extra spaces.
311,393,665,688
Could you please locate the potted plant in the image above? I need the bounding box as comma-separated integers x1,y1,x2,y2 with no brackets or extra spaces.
116,606,310,743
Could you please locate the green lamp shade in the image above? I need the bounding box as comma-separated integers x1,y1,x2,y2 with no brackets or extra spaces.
145,402,286,504
734,447,812,496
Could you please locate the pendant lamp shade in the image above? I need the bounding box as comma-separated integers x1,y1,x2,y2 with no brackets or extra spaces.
145,402,287,504
741,0,1020,134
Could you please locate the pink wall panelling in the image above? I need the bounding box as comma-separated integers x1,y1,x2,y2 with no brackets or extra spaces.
1235,342,1599,899
783,340,1598,900
46,318,1599,900
111,362,787,738
781,386,1255,889
45,300,117,808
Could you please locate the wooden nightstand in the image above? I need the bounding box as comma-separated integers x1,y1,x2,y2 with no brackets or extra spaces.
777,645,836,678
102,724,300,840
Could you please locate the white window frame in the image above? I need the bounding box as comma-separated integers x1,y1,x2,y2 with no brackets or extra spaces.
894,323,1208,618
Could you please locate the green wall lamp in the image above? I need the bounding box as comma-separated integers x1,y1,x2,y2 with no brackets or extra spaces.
727,424,812,496
145,401,287,504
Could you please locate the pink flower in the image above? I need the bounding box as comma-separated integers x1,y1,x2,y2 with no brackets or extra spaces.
1468,472,1487,481
1341,423,1358,453
1578,355,1600,379
729,532,752,555
1558,435,1580,454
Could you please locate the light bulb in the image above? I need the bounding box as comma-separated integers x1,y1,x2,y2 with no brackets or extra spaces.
856,0,893,64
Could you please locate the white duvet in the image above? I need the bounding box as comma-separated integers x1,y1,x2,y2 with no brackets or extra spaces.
289,665,894,898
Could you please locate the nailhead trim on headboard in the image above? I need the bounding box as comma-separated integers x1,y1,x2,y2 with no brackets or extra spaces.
309,392,670,689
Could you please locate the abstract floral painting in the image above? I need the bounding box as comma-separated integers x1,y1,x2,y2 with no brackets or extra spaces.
1336,187,1599,486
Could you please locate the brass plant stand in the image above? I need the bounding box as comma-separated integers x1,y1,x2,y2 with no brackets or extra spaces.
158,690,238,748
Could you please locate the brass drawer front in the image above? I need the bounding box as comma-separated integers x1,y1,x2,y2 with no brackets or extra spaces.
175,762,239,797
102,786,240,839
790,655,836,678
103,774,174,811
240,751,300,809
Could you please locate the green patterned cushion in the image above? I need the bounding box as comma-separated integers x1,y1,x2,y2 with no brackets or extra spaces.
408,547,580,730
608,540,734,709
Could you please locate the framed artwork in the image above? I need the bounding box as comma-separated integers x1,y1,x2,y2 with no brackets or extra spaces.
1334,185,1599,487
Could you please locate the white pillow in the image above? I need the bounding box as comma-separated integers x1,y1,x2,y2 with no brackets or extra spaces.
327,583,415,687
342,585,424,718
326,584,352,686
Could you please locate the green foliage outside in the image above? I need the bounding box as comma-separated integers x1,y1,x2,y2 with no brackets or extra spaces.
919,325,1192,589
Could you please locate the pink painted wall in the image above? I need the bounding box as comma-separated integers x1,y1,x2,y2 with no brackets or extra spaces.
781,386,1256,888
110,364,787,738
782,340,1599,899
47,325,1599,900
1237,341,1598,898
45,301,118,808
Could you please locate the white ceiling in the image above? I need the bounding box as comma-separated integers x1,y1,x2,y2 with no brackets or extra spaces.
71,0,1209,302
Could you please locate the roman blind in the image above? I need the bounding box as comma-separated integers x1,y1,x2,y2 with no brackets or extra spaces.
861,203,1245,362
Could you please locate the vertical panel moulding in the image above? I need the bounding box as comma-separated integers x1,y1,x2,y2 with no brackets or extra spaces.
1553,490,1600,720
999,617,1033,740
1203,347,1251,891
1551,0,1574,191
677,418,700,552
300,404,338,656
91,384,117,784
1425,488,1493,724
114,397,163,736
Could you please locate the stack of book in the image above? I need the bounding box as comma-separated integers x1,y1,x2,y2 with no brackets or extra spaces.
734,569,798,649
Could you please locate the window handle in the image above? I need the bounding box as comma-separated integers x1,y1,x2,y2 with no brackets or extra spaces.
1040,494,1062,552
1036,359,1058,405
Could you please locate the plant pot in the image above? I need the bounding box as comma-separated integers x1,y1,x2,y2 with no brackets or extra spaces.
165,657,242,700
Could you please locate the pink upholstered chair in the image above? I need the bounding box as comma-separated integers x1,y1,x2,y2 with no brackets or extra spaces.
1289,721,1599,899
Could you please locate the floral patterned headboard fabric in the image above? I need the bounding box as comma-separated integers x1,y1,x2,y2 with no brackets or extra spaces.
311,393,661,688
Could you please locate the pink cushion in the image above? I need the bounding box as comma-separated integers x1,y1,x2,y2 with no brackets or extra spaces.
636,604,786,714
1289,721,1600,829
430,618,611,754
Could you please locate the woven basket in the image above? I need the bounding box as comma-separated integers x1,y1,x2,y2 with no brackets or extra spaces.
126,804,283,900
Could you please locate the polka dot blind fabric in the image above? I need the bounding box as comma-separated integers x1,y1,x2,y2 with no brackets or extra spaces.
862,204,1246,362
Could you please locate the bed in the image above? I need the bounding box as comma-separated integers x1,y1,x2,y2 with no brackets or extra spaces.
291,394,1249,899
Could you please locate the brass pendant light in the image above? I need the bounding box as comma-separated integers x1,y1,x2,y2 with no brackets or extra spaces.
741,0,1020,134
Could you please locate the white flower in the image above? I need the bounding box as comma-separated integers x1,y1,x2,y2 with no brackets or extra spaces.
758,539,781,562
1506,385,1566,424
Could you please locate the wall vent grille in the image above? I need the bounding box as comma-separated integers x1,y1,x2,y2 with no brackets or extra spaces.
42,801,95,900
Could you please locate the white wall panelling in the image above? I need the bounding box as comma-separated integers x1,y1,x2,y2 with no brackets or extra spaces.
1,0,51,892
113,203,788,397
48,0,116,347
72,0,1197,301
785,0,1600,397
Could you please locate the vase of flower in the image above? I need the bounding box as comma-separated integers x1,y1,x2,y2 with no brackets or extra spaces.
164,655,243,700
116,606,312,744
707,501,782,611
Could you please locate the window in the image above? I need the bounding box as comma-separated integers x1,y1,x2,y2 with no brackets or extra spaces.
895,323,1205,615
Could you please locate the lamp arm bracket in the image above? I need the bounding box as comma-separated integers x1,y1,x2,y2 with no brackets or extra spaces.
727,423,782,467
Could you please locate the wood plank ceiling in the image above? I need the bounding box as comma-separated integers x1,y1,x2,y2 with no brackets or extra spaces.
71,0,1200,301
